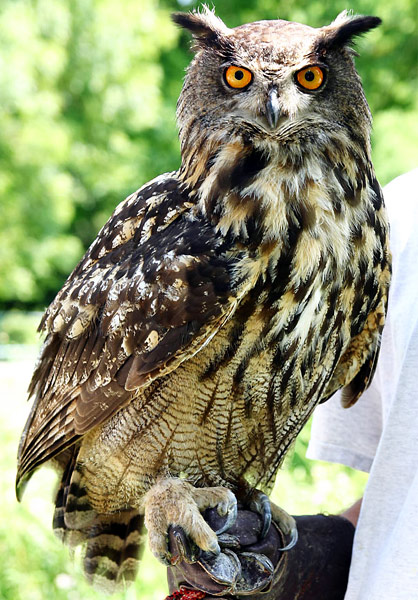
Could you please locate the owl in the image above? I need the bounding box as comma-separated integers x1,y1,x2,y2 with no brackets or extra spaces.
17,8,390,593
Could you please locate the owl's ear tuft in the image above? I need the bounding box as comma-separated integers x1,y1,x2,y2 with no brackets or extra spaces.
171,7,230,50
317,12,381,53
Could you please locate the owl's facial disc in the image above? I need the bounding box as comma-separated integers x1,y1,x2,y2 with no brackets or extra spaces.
220,59,329,134
223,65,281,131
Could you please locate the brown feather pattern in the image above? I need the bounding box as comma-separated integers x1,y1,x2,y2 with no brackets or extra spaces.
17,9,390,589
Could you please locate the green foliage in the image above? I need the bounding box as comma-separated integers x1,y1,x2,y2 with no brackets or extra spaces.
0,311,41,346
0,0,416,309
0,0,180,310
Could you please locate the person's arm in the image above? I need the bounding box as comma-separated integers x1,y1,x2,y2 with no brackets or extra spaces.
341,497,363,527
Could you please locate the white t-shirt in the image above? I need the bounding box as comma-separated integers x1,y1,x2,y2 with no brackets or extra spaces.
307,169,418,600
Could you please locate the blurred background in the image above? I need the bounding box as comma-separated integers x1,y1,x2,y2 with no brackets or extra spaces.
0,0,416,598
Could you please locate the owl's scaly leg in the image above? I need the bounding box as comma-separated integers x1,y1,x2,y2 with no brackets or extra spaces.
143,478,237,564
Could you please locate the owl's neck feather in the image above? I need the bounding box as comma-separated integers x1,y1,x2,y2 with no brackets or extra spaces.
178,126,373,254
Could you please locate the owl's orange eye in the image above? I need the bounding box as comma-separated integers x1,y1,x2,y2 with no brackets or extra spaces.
224,65,253,89
296,66,325,91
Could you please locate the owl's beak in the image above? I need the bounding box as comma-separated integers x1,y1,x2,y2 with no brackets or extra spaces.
265,87,281,130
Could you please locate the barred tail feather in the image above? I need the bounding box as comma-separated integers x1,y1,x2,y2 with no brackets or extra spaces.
84,511,145,593
53,449,95,547
53,450,145,593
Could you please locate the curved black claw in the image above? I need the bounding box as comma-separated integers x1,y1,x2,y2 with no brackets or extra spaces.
248,490,272,539
279,525,298,551
168,525,200,563
215,495,238,535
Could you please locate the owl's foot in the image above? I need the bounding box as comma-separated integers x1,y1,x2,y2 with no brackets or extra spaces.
143,478,237,565
271,500,298,551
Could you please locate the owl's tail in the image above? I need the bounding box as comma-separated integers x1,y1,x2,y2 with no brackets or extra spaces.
53,447,145,592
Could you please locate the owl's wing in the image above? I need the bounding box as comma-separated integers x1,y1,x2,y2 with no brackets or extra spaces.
17,172,243,495
321,292,389,407
340,337,381,407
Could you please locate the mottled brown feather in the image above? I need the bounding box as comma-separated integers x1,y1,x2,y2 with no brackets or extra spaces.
16,9,390,588
17,172,256,489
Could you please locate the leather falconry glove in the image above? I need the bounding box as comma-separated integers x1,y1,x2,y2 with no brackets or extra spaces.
165,506,355,600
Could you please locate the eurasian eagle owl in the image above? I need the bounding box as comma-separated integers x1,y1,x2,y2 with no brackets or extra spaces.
17,8,390,592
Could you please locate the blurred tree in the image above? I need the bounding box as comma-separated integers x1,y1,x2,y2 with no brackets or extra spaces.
0,0,180,309
0,0,416,310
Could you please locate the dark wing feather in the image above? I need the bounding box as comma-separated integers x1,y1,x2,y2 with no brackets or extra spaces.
17,172,244,494
340,340,380,407
321,294,388,407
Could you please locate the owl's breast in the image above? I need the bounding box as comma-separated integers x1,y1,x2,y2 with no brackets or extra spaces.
82,166,389,499
86,270,344,494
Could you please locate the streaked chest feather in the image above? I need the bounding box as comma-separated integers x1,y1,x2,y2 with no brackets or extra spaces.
199,139,370,269
63,135,389,496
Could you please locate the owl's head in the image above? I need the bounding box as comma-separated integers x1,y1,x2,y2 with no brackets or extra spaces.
173,9,380,155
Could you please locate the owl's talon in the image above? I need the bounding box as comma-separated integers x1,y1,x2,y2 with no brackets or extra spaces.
171,527,200,563
279,525,298,551
270,501,298,551
248,490,272,539
207,538,222,554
